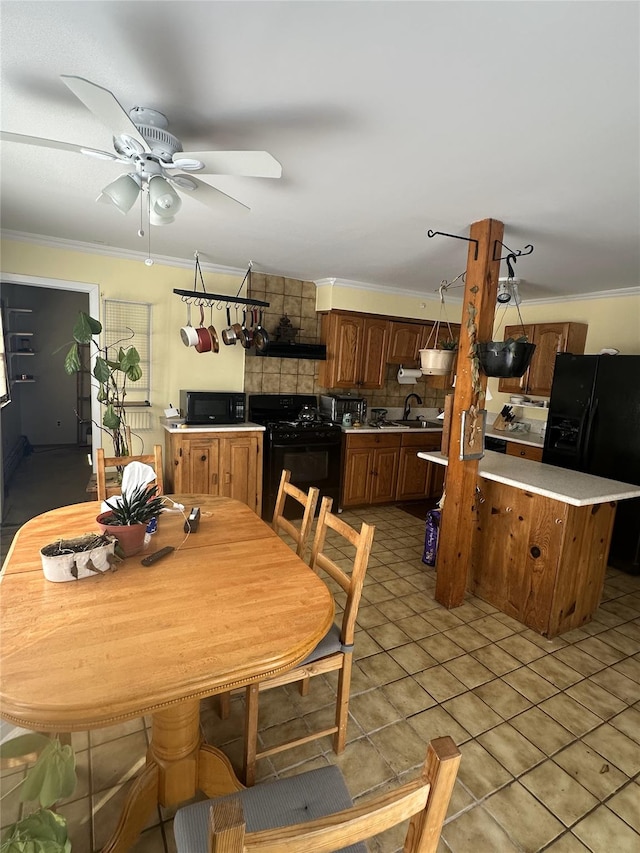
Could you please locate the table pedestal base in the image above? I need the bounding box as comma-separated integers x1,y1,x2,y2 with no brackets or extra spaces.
101,700,243,853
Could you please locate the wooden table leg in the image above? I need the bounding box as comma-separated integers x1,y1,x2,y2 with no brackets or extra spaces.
101,698,243,851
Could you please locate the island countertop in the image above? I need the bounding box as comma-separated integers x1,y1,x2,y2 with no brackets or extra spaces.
417,449,640,507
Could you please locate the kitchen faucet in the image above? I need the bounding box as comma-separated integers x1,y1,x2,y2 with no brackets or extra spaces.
403,393,423,420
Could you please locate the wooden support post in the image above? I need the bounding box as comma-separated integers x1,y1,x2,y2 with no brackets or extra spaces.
435,218,504,608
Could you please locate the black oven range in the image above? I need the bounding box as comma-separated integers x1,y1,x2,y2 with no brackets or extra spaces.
249,394,343,521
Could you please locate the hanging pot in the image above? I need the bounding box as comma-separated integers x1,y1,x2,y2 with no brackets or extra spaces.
207,306,219,354
476,340,536,378
222,307,237,346
180,304,199,347
419,348,456,376
195,306,213,353
239,311,252,349
254,310,270,353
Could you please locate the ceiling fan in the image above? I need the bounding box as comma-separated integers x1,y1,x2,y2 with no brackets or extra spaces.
0,75,282,225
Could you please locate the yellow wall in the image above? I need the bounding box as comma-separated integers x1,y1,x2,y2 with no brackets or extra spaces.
3,238,639,442
1,239,249,450
488,295,640,419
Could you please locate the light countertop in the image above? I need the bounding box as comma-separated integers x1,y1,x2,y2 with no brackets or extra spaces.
484,426,544,449
162,419,265,433
342,424,442,434
417,449,640,507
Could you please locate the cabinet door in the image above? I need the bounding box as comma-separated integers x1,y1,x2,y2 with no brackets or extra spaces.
387,322,423,365
526,324,568,397
497,324,535,394
220,435,260,512
370,447,399,503
342,448,373,507
328,314,364,388
396,447,430,500
428,462,446,498
178,436,221,494
359,318,390,388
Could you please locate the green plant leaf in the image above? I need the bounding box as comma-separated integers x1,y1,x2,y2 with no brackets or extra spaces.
125,364,143,382
0,734,51,760
1,807,69,852
93,357,110,384
20,740,76,809
72,312,100,344
62,344,81,376
102,404,121,431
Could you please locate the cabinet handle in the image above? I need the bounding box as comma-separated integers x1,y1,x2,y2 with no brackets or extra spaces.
224,472,231,485
201,454,207,462
212,473,218,485
519,449,526,456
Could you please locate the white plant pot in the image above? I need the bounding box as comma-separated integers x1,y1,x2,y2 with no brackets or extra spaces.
40,534,117,583
419,348,456,376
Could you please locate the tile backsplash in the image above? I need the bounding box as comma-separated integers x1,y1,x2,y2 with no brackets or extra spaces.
243,273,448,412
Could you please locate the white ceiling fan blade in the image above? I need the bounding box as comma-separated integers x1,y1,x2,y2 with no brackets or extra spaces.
176,150,282,178
61,75,150,151
169,175,250,213
0,130,119,161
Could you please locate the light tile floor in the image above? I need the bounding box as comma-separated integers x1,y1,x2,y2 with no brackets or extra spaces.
2,504,639,852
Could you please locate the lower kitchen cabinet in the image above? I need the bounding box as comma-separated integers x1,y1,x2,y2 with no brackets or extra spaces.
342,431,445,507
396,433,445,501
165,431,263,514
342,433,400,507
506,442,543,462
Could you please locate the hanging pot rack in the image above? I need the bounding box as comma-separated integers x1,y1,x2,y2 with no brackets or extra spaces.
173,253,270,310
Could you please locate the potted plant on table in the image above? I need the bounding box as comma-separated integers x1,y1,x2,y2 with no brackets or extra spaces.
63,312,142,458
97,483,165,557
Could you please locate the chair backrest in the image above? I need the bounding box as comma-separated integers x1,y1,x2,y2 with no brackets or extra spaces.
206,736,460,853
271,469,320,558
309,496,375,648
96,444,164,502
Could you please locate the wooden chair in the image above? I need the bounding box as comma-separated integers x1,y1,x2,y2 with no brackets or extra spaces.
271,469,320,558
173,736,460,853
242,496,375,786
96,444,164,501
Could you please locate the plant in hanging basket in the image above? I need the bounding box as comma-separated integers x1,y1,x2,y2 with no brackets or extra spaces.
419,347,457,375
439,339,458,351
475,336,536,378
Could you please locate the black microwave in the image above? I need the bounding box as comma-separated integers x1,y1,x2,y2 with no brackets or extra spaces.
179,391,246,425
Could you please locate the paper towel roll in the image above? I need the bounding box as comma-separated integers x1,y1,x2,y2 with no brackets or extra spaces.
397,367,421,384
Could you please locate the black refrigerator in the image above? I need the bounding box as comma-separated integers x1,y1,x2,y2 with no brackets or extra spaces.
542,354,640,574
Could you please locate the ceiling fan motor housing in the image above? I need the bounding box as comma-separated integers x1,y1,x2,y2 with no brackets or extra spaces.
136,124,183,161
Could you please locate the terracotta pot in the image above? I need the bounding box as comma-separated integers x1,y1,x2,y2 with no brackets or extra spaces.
96,512,147,557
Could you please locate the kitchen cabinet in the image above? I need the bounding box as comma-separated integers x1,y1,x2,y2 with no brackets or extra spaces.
387,320,462,367
506,442,543,462
396,432,445,501
165,430,263,514
498,322,588,396
342,433,400,507
319,312,389,389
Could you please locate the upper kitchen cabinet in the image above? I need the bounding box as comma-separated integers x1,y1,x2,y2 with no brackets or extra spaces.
387,321,424,364
498,322,588,397
319,311,389,389
387,320,462,365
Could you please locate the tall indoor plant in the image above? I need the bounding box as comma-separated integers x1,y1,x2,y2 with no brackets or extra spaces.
63,312,142,457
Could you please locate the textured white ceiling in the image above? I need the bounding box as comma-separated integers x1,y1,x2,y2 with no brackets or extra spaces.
1,1,638,303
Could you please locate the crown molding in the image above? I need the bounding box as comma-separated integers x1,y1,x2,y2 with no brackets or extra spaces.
0,229,244,277
3,231,638,304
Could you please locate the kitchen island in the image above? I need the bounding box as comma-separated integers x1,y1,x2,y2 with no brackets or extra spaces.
418,450,640,637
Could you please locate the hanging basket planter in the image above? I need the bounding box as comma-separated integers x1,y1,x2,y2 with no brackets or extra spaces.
419,348,457,375
476,339,536,378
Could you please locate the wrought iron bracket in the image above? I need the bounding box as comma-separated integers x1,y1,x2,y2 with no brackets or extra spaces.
427,229,479,260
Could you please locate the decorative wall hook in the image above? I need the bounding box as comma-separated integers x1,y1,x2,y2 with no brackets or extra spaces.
427,229,479,260
492,240,534,262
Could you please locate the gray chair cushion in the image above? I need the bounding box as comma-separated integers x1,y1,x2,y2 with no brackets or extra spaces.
174,764,367,853
300,621,346,665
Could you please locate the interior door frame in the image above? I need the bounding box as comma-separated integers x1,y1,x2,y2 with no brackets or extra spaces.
0,272,101,475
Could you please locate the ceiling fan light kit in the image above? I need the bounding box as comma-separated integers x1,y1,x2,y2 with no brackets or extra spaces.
0,74,283,256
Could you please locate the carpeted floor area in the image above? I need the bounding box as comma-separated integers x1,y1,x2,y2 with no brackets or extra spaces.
1,445,92,562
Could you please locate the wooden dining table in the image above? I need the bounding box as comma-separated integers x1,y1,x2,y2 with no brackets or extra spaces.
0,495,334,852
